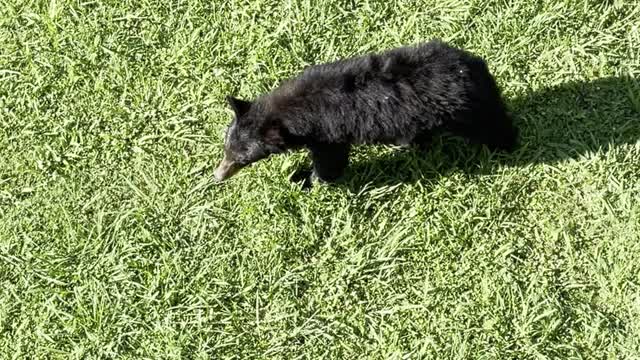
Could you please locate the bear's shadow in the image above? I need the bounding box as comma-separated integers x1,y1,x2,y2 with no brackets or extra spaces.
292,76,640,191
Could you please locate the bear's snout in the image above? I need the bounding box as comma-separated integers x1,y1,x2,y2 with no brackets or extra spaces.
214,156,242,182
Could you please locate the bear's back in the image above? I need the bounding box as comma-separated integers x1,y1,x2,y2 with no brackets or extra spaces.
278,40,477,100
262,40,498,144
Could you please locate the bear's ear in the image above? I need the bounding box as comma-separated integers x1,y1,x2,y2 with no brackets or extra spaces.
226,96,252,117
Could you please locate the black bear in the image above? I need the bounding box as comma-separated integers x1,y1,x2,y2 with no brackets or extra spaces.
214,40,518,183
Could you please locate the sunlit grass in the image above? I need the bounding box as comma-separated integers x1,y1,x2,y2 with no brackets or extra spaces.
1,0,639,358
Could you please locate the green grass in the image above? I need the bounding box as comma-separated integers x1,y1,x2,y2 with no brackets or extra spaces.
1,0,640,358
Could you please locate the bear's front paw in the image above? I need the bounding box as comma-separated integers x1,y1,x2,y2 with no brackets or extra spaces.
290,168,314,189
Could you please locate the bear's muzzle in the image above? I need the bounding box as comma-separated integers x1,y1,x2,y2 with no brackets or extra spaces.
214,155,242,181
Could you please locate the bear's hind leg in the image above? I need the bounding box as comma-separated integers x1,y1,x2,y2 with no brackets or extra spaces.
412,130,434,151
393,131,432,150
470,111,518,152
450,108,518,152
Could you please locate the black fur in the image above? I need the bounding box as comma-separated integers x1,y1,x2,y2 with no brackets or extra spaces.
218,40,518,183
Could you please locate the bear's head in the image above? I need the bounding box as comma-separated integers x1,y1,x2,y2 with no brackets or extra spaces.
214,96,290,182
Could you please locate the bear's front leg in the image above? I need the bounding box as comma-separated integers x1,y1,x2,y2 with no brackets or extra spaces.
309,142,351,183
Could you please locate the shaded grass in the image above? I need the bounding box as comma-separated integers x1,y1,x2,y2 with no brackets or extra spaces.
1,0,640,358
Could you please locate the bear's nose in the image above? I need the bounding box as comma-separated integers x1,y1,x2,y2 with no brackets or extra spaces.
213,168,225,182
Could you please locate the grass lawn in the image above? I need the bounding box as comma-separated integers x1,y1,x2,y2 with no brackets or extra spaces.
1,0,640,358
